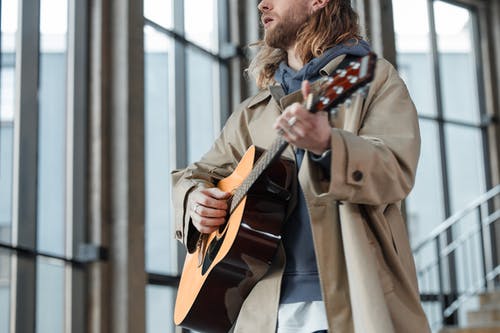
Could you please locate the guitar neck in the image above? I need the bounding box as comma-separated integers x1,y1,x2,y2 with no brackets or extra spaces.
229,136,289,214
228,52,378,214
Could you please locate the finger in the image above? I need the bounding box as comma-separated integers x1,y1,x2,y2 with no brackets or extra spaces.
301,80,311,100
289,124,305,138
192,216,226,234
196,205,227,218
276,116,298,136
192,222,220,234
203,187,231,199
192,191,229,211
196,216,226,227
280,126,299,143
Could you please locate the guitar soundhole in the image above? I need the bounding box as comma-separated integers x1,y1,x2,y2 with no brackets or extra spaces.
201,233,226,275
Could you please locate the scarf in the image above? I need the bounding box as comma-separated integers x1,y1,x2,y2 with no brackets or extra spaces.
274,39,371,94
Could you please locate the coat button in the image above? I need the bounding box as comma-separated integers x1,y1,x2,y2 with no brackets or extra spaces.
175,230,183,239
352,170,363,182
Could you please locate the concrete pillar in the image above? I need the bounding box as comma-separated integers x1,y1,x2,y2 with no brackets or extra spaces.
88,0,145,332
353,0,397,67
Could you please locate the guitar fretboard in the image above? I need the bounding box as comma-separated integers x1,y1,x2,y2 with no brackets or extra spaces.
229,135,289,214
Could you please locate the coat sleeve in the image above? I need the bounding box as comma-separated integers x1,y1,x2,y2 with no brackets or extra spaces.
326,59,420,205
171,105,253,252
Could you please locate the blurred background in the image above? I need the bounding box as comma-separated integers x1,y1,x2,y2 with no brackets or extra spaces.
0,0,499,332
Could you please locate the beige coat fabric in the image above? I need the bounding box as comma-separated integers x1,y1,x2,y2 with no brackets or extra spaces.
171,55,431,333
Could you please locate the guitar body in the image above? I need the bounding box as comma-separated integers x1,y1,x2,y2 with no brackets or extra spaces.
174,145,294,333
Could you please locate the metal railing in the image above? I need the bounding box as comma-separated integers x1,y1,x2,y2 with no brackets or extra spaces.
412,185,500,331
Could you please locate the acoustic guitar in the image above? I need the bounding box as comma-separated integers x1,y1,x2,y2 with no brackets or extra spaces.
174,52,378,333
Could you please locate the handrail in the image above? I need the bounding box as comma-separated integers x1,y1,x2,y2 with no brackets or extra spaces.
413,185,500,330
412,185,500,253
443,265,500,318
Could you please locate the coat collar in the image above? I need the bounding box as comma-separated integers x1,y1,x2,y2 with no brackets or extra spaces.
246,54,348,111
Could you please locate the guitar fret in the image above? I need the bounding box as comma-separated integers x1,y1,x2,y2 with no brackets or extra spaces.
229,136,288,214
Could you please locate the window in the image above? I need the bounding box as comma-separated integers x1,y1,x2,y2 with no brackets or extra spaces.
0,0,19,330
0,0,17,246
393,0,494,329
0,0,88,331
143,1,232,332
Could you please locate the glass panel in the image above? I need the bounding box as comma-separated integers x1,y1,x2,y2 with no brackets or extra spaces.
0,250,10,333
36,258,65,333
406,120,445,246
434,1,480,123
0,0,18,243
393,0,437,117
407,121,443,324
445,125,485,215
144,0,173,29
0,121,13,244
445,124,485,323
37,0,68,255
144,26,177,275
146,285,175,333
184,0,218,52
186,47,216,164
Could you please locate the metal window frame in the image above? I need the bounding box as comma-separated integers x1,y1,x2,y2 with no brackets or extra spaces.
171,0,188,287
432,0,496,279
143,1,238,332
426,0,496,216
414,0,498,326
10,1,40,332
7,0,89,332
65,0,88,332
425,2,458,325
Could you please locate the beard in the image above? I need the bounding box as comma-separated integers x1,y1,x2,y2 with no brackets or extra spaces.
264,5,310,50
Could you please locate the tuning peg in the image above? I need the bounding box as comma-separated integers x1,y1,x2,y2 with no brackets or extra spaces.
334,86,344,94
349,61,360,69
335,69,347,77
329,107,340,121
343,98,352,109
320,96,331,106
347,75,358,84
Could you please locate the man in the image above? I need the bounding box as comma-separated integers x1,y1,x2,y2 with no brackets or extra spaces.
172,0,430,332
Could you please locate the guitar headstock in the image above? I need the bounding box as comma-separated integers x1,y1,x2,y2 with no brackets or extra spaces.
307,52,377,113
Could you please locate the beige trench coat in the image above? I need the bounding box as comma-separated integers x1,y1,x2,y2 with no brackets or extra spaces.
172,55,431,333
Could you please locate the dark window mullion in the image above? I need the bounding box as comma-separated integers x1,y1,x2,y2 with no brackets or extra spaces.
470,7,494,192
417,114,493,129
65,0,88,332
217,0,231,126
11,1,41,332
428,0,451,219
171,0,189,290
428,0,458,326
470,2,498,285
147,272,180,288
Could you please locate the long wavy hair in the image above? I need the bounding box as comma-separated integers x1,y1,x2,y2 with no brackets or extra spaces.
247,0,362,89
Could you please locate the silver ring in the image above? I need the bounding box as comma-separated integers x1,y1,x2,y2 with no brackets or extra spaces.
287,116,297,127
194,203,200,214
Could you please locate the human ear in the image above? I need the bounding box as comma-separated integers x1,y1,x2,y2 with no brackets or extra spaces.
311,0,329,11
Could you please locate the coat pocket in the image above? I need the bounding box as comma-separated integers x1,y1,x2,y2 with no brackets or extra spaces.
367,239,395,294
360,209,395,294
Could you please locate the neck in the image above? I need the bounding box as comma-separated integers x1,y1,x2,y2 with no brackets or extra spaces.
286,44,303,71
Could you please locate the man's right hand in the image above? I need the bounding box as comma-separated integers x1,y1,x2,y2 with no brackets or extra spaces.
188,187,231,234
